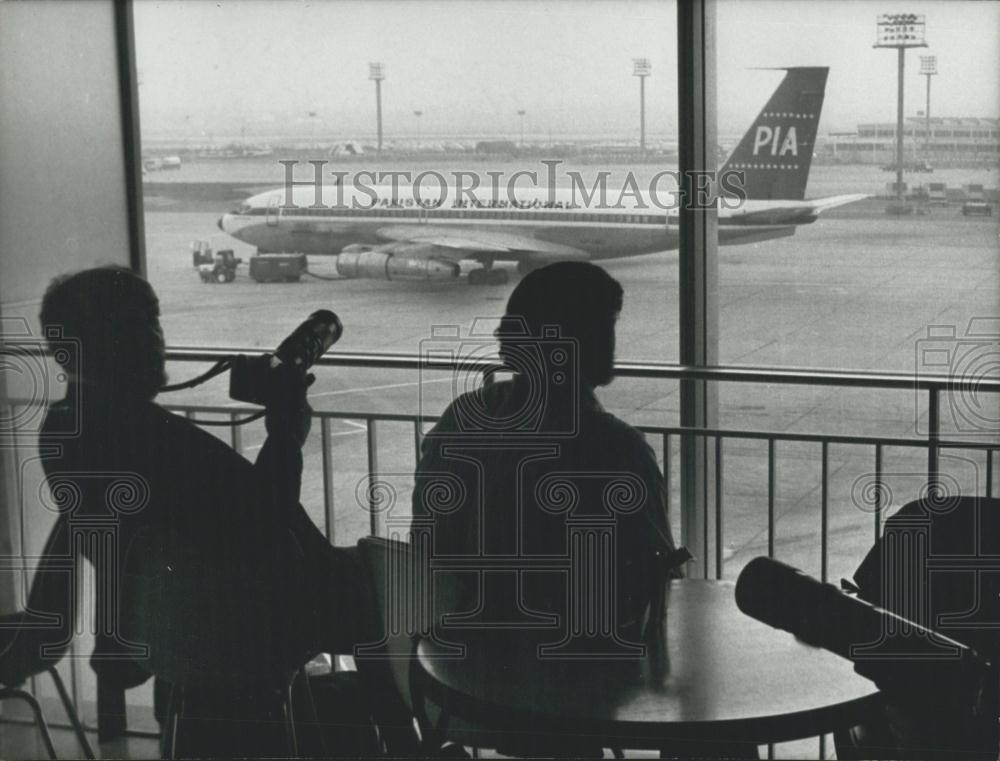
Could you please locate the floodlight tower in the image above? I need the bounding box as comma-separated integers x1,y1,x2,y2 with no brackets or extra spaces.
919,55,937,159
874,14,927,208
633,58,651,155
369,62,385,153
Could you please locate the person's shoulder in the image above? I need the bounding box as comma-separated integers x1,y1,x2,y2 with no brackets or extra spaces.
431,379,518,431
588,405,649,451
150,400,236,449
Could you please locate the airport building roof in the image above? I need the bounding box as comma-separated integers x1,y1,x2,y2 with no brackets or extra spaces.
857,116,999,129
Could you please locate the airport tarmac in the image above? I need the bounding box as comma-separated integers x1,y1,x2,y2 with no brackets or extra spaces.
140,161,999,589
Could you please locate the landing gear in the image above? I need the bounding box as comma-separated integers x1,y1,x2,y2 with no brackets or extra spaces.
468,267,509,286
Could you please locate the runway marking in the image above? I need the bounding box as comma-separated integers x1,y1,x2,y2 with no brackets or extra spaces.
241,419,369,452
308,375,454,399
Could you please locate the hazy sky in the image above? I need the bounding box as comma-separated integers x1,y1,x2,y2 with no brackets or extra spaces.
133,0,1000,140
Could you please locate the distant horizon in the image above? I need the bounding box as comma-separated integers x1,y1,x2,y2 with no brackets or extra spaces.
139,113,999,151
134,1,1000,149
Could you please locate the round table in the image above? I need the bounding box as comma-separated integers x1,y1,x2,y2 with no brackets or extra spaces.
413,580,883,754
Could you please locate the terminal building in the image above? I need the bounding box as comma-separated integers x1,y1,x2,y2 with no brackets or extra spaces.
819,116,1000,166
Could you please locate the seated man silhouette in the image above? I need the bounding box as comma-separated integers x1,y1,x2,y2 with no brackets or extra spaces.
16,267,376,756
412,262,684,651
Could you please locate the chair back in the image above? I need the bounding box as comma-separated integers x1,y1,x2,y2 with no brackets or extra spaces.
0,521,74,685
356,536,430,710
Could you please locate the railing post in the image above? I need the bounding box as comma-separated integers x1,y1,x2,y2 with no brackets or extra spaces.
927,385,940,496
714,436,723,580
321,417,335,543
677,0,718,579
820,440,829,584
767,438,776,558
988,449,995,499
875,444,884,541
228,412,242,454
366,419,379,537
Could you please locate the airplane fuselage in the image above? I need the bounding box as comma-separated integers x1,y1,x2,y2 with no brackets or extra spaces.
219,184,809,261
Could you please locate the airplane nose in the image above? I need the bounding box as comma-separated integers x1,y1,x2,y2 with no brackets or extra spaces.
217,215,226,231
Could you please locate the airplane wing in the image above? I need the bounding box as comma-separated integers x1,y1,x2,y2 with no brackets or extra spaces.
806,194,870,214
373,224,590,263
734,194,870,225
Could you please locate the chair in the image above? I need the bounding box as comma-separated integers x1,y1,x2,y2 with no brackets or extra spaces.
0,624,96,761
837,496,1000,760
119,528,317,758
0,521,96,760
356,535,508,756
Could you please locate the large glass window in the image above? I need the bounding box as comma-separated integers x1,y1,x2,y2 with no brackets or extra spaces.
714,0,1000,581
134,0,681,544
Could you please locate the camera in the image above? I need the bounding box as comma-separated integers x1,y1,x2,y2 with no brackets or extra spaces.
418,319,581,437
914,318,1000,436
229,310,342,405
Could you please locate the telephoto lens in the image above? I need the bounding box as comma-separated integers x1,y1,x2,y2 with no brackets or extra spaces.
274,310,343,371
735,556,991,712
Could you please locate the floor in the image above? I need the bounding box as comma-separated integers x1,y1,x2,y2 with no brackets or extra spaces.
0,717,829,760
0,720,159,760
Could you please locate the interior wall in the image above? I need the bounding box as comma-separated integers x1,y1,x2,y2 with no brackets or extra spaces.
0,0,133,611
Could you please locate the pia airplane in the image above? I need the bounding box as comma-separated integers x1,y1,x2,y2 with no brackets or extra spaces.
218,67,865,285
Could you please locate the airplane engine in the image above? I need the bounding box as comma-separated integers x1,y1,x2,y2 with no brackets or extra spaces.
336,250,460,281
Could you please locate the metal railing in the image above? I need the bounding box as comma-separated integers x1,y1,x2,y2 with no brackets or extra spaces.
160,349,1000,581
2,348,999,747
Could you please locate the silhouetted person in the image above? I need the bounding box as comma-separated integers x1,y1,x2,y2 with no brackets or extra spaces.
14,267,375,756
413,262,682,647
838,495,1000,760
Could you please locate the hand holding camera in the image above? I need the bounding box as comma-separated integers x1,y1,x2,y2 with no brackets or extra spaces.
229,310,343,446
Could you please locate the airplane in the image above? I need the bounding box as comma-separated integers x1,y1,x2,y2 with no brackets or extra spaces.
217,67,865,286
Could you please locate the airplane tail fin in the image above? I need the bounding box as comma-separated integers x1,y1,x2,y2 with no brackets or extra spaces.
721,67,829,201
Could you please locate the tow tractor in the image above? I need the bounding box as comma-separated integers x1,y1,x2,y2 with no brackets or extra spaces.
191,240,241,283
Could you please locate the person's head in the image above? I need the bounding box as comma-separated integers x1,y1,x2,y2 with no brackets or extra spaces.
39,267,166,399
496,262,623,388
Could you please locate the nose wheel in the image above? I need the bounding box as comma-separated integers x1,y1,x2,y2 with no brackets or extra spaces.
468,267,509,286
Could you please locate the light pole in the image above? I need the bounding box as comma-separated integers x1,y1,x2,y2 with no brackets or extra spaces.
632,58,651,155
919,55,937,160
413,110,423,149
369,62,385,153
517,109,526,148
874,14,927,209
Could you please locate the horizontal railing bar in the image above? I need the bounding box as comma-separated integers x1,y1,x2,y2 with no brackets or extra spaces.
154,406,996,450
635,426,998,451
164,405,439,425
6,397,995,451
159,346,1000,394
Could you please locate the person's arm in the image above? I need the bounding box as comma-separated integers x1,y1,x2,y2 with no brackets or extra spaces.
411,400,471,553
253,363,313,511
411,401,457,524
634,437,681,567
